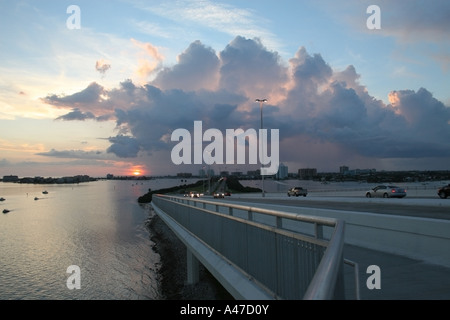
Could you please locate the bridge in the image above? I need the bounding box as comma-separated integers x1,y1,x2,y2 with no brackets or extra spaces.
150,193,450,300
151,194,353,300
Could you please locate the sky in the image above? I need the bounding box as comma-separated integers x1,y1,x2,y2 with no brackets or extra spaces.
0,0,449,178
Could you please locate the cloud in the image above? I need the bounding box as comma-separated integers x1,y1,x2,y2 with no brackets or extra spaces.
152,40,220,91
55,108,96,121
130,38,164,81
36,149,111,160
106,135,141,158
41,36,450,169
388,88,450,134
375,0,450,44
323,0,450,44
144,0,280,50
95,59,111,76
42,82,106,108
0,158,12,167
219,36,288,101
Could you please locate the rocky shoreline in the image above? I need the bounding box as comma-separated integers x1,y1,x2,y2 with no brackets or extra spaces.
145,207,233,300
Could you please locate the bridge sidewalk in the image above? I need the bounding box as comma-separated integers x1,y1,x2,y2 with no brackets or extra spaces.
342,244,450,300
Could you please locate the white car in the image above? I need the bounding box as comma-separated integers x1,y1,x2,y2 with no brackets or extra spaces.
365,185,406,198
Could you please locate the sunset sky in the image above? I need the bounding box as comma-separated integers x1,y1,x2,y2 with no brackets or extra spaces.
1,0,449,178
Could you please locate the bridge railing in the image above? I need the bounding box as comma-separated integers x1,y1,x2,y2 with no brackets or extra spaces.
151,194,346,300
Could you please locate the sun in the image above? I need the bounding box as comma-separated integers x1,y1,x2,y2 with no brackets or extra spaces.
129,165,146,177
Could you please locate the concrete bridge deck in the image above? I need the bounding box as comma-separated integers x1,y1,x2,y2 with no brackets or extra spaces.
208,193,450,300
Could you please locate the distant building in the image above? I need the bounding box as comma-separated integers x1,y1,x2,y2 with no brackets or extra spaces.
177,173,192,178
3,175,19,182
298,168,317,180
340,166,376,175
349,168,376,175
276,163,288,179
340,166,349,174
106,174,114,179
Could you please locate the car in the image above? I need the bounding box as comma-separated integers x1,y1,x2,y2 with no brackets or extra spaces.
188,191,200,198
213,192,225,198
287,187,308,197
365,185,406,198
438,184,450,199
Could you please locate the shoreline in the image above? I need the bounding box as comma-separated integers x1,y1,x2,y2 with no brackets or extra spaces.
145,206,233,300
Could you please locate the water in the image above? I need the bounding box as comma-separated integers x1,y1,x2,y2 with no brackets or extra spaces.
0,178,197,300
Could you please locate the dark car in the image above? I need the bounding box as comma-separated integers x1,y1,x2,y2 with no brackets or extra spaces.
213,192,225,198
438,184,450,199
188,191,200,198
287,187,307,197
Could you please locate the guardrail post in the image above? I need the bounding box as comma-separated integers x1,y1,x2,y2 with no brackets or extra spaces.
276,216,282,228
186,249,199,284
315,223,324,239
229,207,233,216
344,259,360,300
333,259,346,299
248,209,253,221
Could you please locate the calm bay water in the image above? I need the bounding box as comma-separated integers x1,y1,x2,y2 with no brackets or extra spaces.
0,178,197,300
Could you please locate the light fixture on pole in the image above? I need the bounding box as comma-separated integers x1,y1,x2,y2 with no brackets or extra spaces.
255,99,267,197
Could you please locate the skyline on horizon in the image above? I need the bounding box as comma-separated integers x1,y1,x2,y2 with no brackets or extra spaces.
1,1,449,178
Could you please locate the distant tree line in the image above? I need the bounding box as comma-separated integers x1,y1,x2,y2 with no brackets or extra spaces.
138,180,204,203
137,175,261,203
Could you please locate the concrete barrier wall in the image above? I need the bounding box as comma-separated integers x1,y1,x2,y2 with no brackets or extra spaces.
228,200,450,268
297,207,450,268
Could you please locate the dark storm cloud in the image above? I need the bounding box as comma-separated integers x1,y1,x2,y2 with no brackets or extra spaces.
41,36,450,163
110,85,248,157
106,135,141,158
42,82,105,107
55,108,96,121
290,47,332,83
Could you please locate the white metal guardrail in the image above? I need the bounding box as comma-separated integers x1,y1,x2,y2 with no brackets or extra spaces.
151,194,348,300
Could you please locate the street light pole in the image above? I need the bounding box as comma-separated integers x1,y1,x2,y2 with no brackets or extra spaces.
255,99,267,198
206,150,212,196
